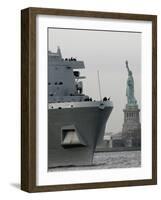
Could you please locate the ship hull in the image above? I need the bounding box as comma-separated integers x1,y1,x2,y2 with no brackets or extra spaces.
48,106,112,168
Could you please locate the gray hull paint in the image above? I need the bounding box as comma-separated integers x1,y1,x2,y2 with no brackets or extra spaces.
48,106,112,168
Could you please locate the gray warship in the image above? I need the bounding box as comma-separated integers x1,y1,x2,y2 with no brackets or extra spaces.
48,47,113,168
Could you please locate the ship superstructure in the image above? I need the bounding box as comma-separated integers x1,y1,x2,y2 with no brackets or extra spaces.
48,47,113,168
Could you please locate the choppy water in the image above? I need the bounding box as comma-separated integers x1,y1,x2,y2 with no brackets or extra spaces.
49,151,141,171
93,151,141,169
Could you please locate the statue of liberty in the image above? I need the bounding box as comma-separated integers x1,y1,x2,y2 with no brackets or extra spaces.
125,60,137,105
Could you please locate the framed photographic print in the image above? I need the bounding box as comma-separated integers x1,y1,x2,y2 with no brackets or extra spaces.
21,7,157,192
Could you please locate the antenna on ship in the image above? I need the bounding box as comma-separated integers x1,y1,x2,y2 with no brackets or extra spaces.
97,70,102,101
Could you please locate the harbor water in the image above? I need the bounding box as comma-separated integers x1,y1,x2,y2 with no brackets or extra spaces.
49,150,141,171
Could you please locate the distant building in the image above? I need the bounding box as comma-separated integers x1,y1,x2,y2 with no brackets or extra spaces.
111,132,124,147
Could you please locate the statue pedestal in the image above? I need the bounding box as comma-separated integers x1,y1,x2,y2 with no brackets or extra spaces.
122,104,141,147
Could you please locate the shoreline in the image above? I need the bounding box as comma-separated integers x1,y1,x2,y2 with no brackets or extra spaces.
95,146,141,153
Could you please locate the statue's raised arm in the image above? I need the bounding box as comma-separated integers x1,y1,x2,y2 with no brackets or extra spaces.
125,60,130,74
125,60,132,76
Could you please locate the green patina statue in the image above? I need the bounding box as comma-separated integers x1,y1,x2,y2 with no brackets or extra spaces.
125,60,137,105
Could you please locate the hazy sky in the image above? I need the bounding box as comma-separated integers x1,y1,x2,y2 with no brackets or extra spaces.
48,28,141,133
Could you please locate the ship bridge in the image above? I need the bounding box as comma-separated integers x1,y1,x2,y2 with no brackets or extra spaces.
48,47,87,103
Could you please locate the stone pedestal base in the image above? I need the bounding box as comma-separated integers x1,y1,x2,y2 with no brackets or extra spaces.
122,104,141,147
